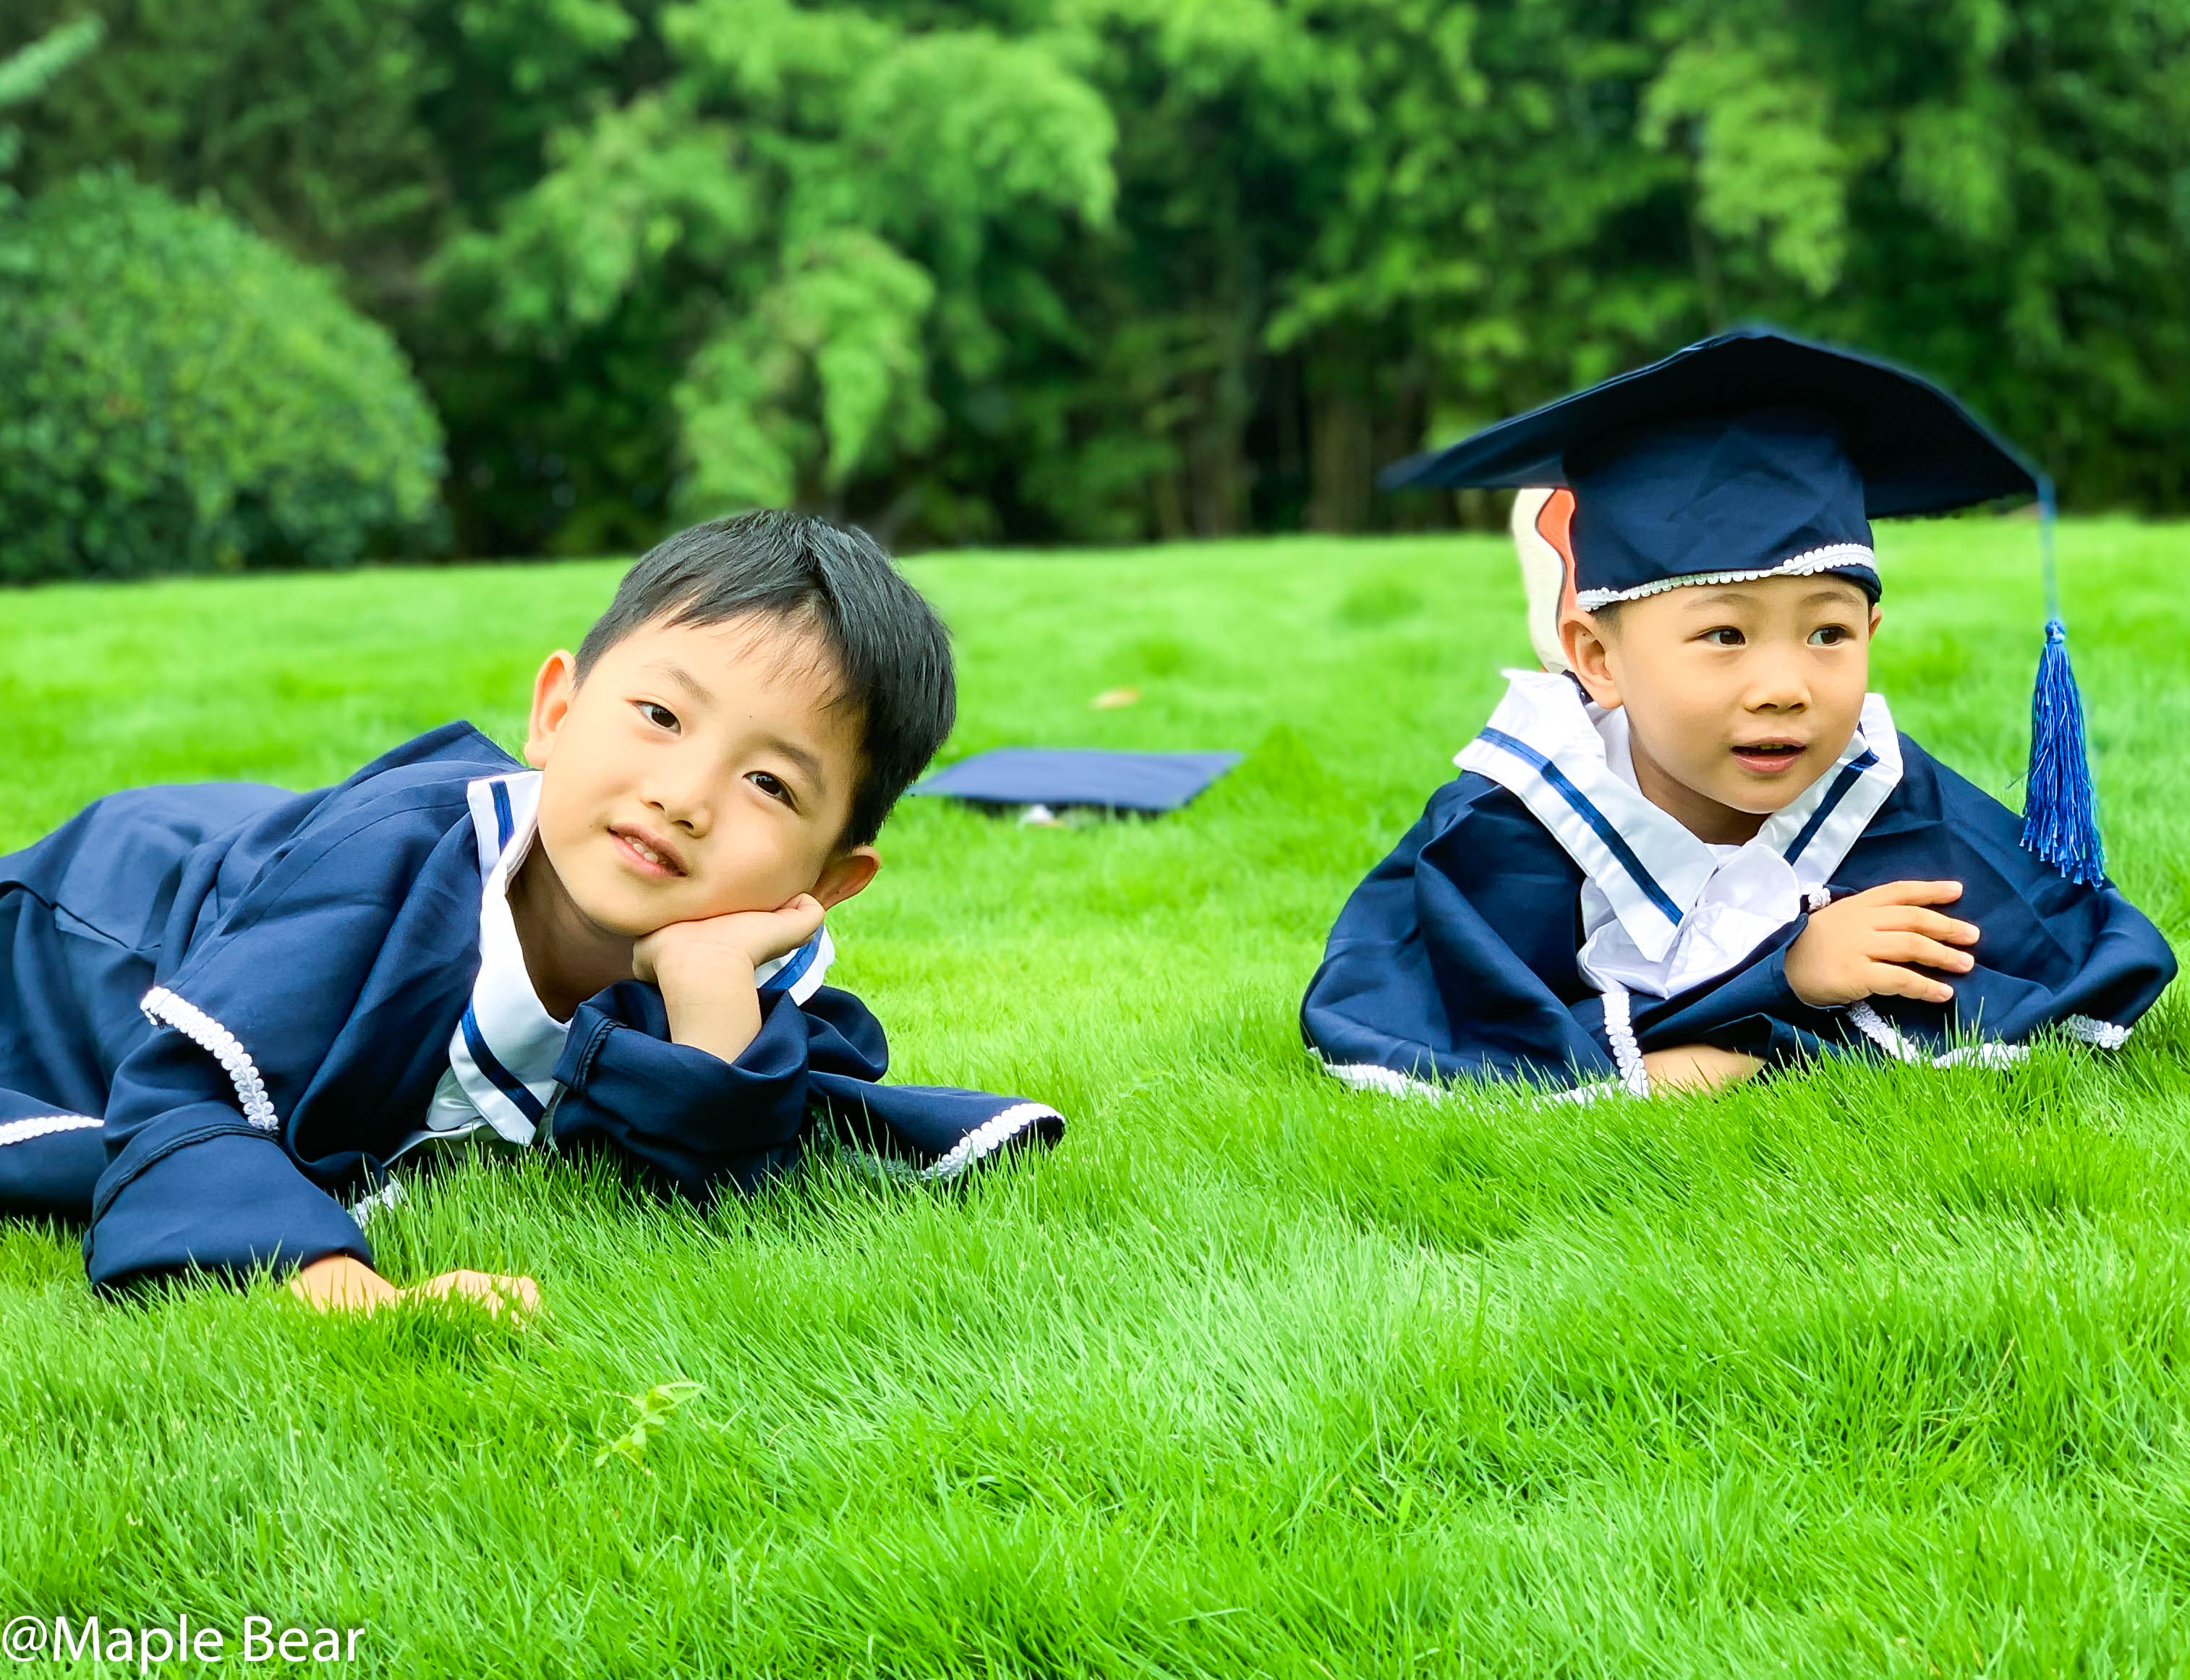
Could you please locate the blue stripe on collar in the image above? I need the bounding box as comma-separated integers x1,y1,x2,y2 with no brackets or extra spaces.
1478,727,1684,925
490,781,516,853
1782,749,1878,866
461,1004,548,1125
759,933,823,996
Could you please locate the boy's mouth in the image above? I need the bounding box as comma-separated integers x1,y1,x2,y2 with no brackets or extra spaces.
1729,740,1807,775
610,824,686,878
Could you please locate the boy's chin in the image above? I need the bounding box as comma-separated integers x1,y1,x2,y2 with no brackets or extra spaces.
580,886,803,939
1710,783,1811,819
560,878,689,940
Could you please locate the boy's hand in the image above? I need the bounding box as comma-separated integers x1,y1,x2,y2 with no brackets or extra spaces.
289,1254,399,1312
630,894,826,994
408,1268,540,1321
1785,879,1978,1007
1642,1044,1763,1093
631,894,827,1065
289,1255,538,1321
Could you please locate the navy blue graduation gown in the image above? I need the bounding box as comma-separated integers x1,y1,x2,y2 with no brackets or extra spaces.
1303,733,2176,1093
0,724,1062,1289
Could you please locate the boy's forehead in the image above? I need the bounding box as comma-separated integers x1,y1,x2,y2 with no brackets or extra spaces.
1670,574,1875,610
610,607,845,688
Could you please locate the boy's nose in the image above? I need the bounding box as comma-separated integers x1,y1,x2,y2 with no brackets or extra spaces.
1743,670,1810,712
644,781,713,837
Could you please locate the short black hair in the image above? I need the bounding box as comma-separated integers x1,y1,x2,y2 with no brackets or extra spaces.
575,511,955,850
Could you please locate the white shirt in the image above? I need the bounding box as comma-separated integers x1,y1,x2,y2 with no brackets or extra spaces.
1457,672,1904,999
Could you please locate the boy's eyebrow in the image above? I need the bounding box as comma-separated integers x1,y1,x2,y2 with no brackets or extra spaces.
758,734,832,796
1674,583,1867,609
1674,587,1759,607
644,660,716,706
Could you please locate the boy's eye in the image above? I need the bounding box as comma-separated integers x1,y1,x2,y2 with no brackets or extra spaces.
1702,626,1744,647
1810,625,1854,646
748,771,796,809
636,702,679,731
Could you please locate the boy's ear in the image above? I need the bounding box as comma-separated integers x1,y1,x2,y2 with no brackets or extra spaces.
524,650,579,768
812,846,880,910
1869,604,1883,637
1561,611,1622,709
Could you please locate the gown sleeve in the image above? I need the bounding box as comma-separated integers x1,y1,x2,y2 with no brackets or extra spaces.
549,981,1064,1200
1302,774,1630,1093
85,1026,374,1290
83,785,483,1292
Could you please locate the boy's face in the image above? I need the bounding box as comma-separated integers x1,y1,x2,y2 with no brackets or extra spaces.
1562,573,1880,838
522,611,878,939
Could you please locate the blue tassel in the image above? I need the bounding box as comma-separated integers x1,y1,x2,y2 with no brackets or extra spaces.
2019,478,2106,886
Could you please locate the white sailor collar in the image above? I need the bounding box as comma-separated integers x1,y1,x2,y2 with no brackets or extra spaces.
440,772,565,1147
1457,671,1903,964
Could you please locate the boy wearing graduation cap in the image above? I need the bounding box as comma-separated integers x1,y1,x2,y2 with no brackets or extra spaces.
0,511,1062,1306
1303,328,2176,1099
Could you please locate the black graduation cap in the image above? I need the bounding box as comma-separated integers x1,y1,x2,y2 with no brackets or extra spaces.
1381,325,2105,884
910,748,1241,814
1382,326,2040,602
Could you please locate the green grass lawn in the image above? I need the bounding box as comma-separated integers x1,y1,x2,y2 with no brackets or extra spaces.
2,521,2187,1677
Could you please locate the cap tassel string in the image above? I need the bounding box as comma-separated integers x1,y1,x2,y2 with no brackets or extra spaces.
2021,475,2106,886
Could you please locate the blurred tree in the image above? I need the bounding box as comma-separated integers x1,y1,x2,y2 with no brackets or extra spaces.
1631,0,2190,510
0,172,446,581
437,0,1115,546
1036,0,1697,539
2,0,2185,557
1021,0,1334,540
1,1,445,294
0,15,101,195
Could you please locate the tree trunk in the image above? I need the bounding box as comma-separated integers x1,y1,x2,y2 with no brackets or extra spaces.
1305,381,1376,532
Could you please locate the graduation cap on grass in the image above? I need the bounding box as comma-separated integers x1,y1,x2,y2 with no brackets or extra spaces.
910,748,1241,816
1381,325,2105,886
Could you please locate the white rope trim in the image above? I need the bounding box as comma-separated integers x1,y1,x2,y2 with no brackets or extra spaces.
1846,999,1922,1062
1802,887,1833,914
0,1113,102,1148
1846,1002,2131,1066
351,1176,408,1229
1600,984,1652,1094
1324,1056,1641,1107
1575,545,1877,610
1932,1042,2028,1070
920,1101,1059,1182
1547,1078,1637,1107
2060,1015,2132,1050
139,986,279,1133
1320,1060,1450,1101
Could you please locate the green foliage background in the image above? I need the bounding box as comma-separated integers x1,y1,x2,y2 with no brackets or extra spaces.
0,174,446,581
3,0,2187,560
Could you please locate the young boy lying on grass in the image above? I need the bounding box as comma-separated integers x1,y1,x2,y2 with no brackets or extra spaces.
1304,329,2176,1099
0,511,1061,1306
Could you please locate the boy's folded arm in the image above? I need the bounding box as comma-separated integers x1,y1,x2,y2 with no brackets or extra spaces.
79,785,489,1293
1631,923,1844,1068
548,979,887,1200
1637,873,2176,1065
86,1033,370,1293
